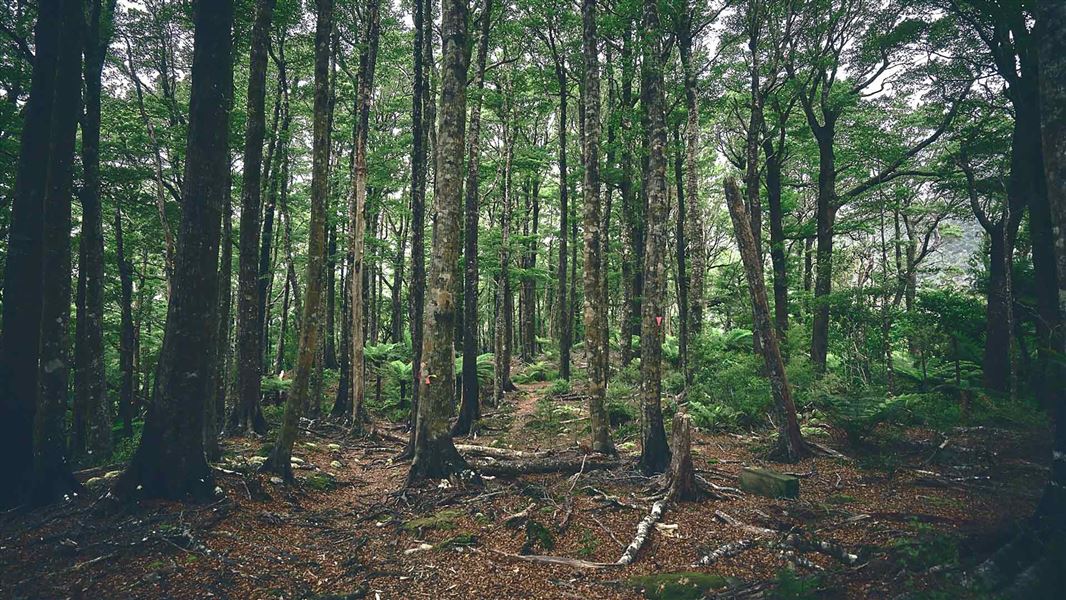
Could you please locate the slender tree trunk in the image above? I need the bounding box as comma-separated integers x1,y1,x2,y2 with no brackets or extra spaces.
582,0,613,454
724,178,808,462
672,127,689,380
232,0,276,436
679,10,705,345
406,0,432,456
391,217,407,343
456,0,493,437
30,0,85,505
407,0,474,484
555,58,572,380
494,118,515,406
809,126,837,372
325,223,338,368
348,0,381,433
763,124,789,348
73,0,116,462
637,0,671,475
260,39,289,371
115,201,135,438
117,0,234,501
207,184,233,461
262,0,332,479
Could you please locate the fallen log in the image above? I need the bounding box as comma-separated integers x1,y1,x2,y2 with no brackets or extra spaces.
616,500,666,565
488,549,610,569
472,456,621,477
785,533,861,566
714,510,777,537
455,444,550,460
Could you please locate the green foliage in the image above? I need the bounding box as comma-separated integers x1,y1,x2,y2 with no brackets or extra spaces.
304,472,337,492
261,376,292,394
547,378,571,397
512,361,555,384
403,510,462,533
768,569,822,600
576,528,599,558
891,524,959,571
606,381,638,426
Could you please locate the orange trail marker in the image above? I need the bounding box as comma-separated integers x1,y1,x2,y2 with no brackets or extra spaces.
656,316,663,326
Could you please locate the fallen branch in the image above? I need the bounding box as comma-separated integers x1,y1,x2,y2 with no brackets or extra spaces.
616,500,666,565
488,549,610,569
695,539,756,566
583,486,644,511
785,533,861,566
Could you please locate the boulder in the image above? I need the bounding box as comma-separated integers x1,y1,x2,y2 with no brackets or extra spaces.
739,467,799,499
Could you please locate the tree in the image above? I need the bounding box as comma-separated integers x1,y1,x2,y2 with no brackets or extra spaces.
724,178,808,462
261,0,333,479
407,0,474,484
581,0,612,454
637,0,671,475
30,0,85,505
456,0,494,437
231,0,276,436
72,0,117,462
348,0,382,434
116,0,234,501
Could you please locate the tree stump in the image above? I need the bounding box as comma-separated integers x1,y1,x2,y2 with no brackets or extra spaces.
666,410,698,501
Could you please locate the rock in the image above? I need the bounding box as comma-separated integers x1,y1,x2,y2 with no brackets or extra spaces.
739,467,800,499
403,509,461,532
248,455,267,466
103,470,122,480
327,443,341,451
269,476,283,485
303,442,318,448
626,573,731,600
85,477,105,487
290,457,305,465
330,460,343,469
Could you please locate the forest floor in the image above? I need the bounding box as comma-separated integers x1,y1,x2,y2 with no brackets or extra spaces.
0,375,1051,600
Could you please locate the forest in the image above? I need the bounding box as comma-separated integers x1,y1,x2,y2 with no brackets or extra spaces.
0,0,1064,597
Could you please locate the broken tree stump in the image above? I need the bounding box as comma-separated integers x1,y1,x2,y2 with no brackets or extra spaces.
739,467,799,499
666,410,698,501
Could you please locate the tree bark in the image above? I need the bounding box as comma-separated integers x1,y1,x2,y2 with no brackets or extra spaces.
73,0,117,462
554,46,572,381
117,0,234,501
261,0,332,479
115,201,135,438
407,0,474,484
456,0,493,437
637,0,671,475
494,117,515,407
678,6,705,345
582,0,613,455
232,0,276,436
30,0,85,505
348,0,381,433
724,178,808,462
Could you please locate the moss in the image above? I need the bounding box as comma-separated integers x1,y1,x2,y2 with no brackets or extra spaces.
827,493,856,504
626,572,731,600
304,472,337,492
402,509,462,533
520,519,555,554
437,533,477,550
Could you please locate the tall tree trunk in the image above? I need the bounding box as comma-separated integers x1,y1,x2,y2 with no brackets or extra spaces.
678,8,705,345
724,178,808,462
117,0,234,501
261,0,332,479
325,223,338,368
494,118,515,407
30,0,85,505
407,0,473,484
554,54,572,380
0,0,63,509
406,0,432,455
115,201,135,438
619,24,642,366
582,0,613,454
1036,0,1066,537
456,0,493,437
73,0,117,462
390,217,407,343
208,184,233,461
232,0,276,436
348,0,381,433
809,126,837,372
262,0,332,479
637,0,670,475
673,127,689,381
260,38,289,371
763,117,789,348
